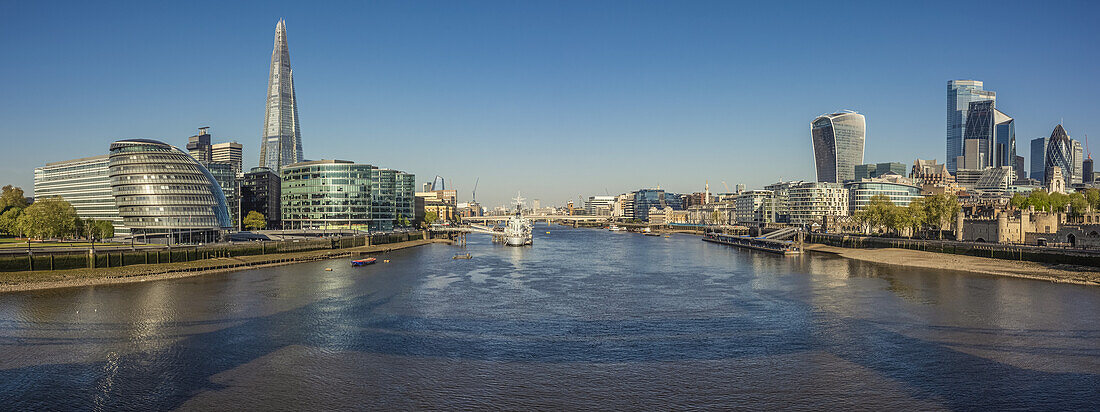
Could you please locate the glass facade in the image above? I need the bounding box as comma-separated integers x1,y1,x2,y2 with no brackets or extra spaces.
259,19,304,171
632,189,682,222
202,161,238,228
811,111,865,183
280,160,415,231
947,80,996,173
108,139,231,243
1030,137,1047,182
1045,125,1074,186
242,167,281,229
34,155,129,235
844,181,922,214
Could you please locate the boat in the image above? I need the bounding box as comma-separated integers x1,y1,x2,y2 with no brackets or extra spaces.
644,232,660,237
453,253,472,259
608,224,625,231
503,191,533,246
351,258,377,266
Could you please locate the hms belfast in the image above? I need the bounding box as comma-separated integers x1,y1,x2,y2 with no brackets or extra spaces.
259,19,304,170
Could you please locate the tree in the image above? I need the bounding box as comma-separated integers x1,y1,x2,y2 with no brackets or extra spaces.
94,220,114,240
1085,188,1100,211
1028,190,1051,212
903,198,927,238
861,195,894,234
923,193,960,239
243,211,267,230
1069,192,1090,216
15,197,77,240
1049,192,1070,213
395,213,410,228
1009,193,1030,210
0,207,23,236
424,211,439,226
0,185,29,213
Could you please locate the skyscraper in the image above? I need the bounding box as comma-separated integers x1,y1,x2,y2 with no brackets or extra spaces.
212,142,243,175
811,111,866,183
1045,125,1075,186
947,80,996,173
187,127,213,163
1030,137,1047,182
259,19,303,171
1072,140,1084,184
958,100,1014,170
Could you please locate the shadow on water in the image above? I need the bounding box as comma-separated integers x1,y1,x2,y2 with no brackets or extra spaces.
1,287,1098,410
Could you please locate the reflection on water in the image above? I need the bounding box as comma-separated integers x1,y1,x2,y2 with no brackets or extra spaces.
1,225,1098,410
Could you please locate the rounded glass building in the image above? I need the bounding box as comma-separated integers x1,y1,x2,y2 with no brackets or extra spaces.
108,139,231,244
280,160,374,230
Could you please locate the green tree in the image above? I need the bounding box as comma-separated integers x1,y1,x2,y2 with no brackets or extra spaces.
94,220,114,240
15,197,77,240
0,207,23,236
0,185,29,213
1028,190,1051,212
243,211,267,230
1085,188,1100,211
923,193,960,239
424,211,439,226
1069,192,1090,216
1049,192,1070,213
1009,192,1030,210
863,195,894,233
903,198,927,238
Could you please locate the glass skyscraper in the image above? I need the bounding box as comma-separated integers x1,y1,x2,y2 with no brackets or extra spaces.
960,100,1014,170
1030,137,1047,182
1044,125,1075,186
280,160,414,231
811,111,865,183
947,80,996,173
259,19,303,171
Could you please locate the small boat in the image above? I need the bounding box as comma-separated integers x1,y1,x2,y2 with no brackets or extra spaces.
351,258,377,266
453,253,472,259
324,268,333,271
608,225,625,231
644,232,660,237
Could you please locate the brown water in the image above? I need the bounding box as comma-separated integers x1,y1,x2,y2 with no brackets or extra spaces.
1,225,1098,410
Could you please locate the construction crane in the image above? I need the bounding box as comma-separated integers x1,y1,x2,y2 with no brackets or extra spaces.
721,181,731,192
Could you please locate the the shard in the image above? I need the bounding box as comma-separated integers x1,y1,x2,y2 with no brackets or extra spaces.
259,19,303,170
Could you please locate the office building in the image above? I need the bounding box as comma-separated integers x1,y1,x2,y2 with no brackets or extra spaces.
202,161,238,228
241,167,281,229
33,155,128,235
1073,140,1084,184
1085,158,1094,184
280,160,413,231
1045,125,1076,186
789,182,848,225
633,189,682,221
212,142,243,175
763,180,806,223
585,195,615,216
947,80,996,172
1014,155,1026,182
973,166,1016,198
958,100,1014,170
811,111,865,183
734,190,774,225
259,19,304,171
855,162,907,180
396,172,416,224
1030,137,1047,182
845,176,921,214
186,127,213,163
108,139,232,243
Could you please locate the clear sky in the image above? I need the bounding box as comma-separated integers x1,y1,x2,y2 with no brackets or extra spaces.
2,0,1098,208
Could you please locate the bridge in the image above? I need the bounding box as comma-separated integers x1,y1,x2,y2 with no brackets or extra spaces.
461,215,610,224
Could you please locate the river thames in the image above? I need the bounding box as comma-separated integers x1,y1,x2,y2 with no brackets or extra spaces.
1,224,1098,410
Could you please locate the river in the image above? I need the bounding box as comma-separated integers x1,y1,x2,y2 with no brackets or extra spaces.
1,224,1098,410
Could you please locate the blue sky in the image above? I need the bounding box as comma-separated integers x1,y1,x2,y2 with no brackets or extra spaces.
1,1,1098,208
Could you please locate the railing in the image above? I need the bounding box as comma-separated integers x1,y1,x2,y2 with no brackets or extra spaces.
0,232,424,272
807,233,1100,268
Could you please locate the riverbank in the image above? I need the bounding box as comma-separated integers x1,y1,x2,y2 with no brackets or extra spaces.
805,244,1100,286
0,239,449,293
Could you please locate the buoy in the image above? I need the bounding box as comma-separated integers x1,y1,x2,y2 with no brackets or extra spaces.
546,231,550,234
383,260,390,263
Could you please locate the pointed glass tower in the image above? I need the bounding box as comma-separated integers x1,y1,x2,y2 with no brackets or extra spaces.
259,19,303,171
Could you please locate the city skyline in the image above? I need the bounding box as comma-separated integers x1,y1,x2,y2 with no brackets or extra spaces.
2,1,1099,206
